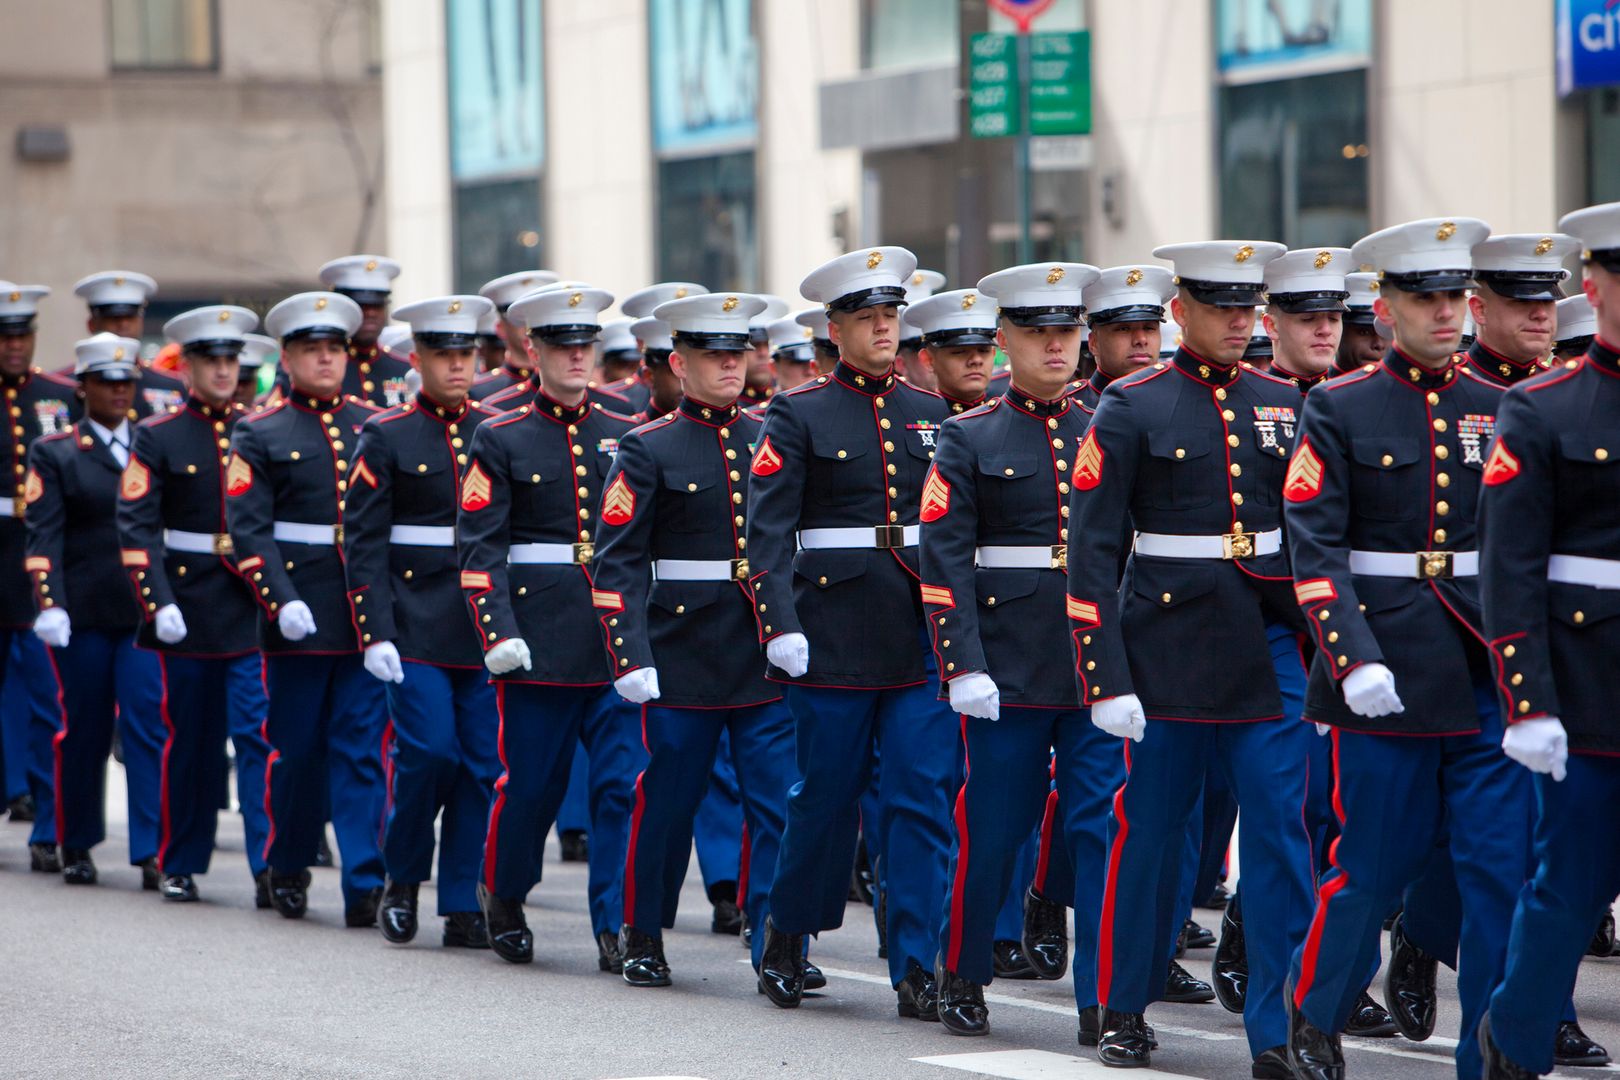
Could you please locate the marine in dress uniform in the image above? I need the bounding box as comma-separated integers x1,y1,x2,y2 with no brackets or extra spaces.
917,261,1127,1039
768,315,820,395
628,317,685,421
1463,234,1582,389
794,307,841,375
1478,200,1620,1079
343,295,504,950
475,283,636,417
456,283,644,971
318,256,413,408
743,294,791,404
1553,294,1595,362
1280,218,1534,1080
116,305,274,903
589,291,800,986
25,334,166,888
73,272,187,419
895,269,946,390
236,333,277,409
475,306,509,373
225,291,389,926
597,318,652,414
748,246,958,1019
0,283,71,871
1334,273,1386,376
469,269,561,400
1069,241,1317,1075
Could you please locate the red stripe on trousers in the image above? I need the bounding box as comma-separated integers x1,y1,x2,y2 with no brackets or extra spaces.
45,645,68,848
1293,727,1350,1008
482,682,511,893
157,655,176,872
621,703,651,927
1095,739,1134,1007
945,714,972,974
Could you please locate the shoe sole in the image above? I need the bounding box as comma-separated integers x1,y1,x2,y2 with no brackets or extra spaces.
1163,991,1216,1004
380,924,418,944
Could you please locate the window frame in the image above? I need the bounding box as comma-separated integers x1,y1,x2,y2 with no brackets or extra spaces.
107,0,221,74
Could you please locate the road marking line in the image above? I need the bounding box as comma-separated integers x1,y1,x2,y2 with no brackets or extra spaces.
912,1048,1199,1078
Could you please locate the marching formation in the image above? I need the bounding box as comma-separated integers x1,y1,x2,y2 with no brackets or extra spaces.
1,199,1619,1080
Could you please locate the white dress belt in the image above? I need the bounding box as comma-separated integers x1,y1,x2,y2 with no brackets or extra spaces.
1134,529,1282,560
163,528,233,555
975,545,1067,570
653,558,746,582
272,521,342,546
389,525,455,547
508,542,591,565
0,497,16,518
1548,553,1620,590
798,525,919,550
1348,549,1479,578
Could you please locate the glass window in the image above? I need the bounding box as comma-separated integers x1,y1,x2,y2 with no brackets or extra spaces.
648,0,757,155
453,178,544,294
863,0,959,71
1588,87,1620,204
1219,69,1369,247
656,152,758,289
108,0,216,70
447,0,544,182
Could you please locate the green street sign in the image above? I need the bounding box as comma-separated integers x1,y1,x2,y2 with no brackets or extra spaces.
969,32,1017,138
1028,30,1091,136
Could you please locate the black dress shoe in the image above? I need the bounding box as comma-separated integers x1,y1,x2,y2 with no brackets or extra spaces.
254,869,272,909
757,916,805,1008
160,873,199,902
378,880,418,943
619,925,672,987
1097,1009,1153,1068
1251,1046,1291,1079
1587,913,1613,952
1384,914,1437,1042
992,939,1040,979
1182,917,1215,950
1479,1012,1539,1079
314,832,334,868
476,883,532,963
345,885,383,928
852,840,876,905
8,792,35,822
935,955,989,1036
29,842,61,874
442,911,490,949
1285,978,1344,1080
1022,886,1069,980
269,870,309,918
1163,960,1215,1003
1204,882,1231,909
1555,1020,1611,1067
596,929,624,973
1213,895,1248,1014
62,848,97,885
896,961,939,1022
1079,1006,1157,1050
138,856,160,891
1343,991,1396,1038
709,880,744,935
801,959,826,991
558,828,588,862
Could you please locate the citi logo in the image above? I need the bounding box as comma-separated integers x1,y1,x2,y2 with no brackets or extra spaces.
1579,0,1620,51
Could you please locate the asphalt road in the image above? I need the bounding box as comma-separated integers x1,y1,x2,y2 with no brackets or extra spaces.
3,771,1618,1080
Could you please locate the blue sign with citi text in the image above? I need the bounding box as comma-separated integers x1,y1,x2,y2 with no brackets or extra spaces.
1558,0,1620,96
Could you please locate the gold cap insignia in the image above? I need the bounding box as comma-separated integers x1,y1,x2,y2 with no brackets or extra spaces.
1234,245,1255,263
568,292,583,307
218,309,232,322
314,297,328,310
722,295,739,312
113,347,125,360
1314,250,1334,269
802,327,814,339
1535,237,1555,255
448,300,462,314
364,259,378,272
9,291,20,302
674,287,689,299
113,276,125,286
866,251,884,270
961,293,977,309
1125,268,1144,287
912,272,925,285
1367,279,1380,292
1047,266,1066,284
1436,221,1457,241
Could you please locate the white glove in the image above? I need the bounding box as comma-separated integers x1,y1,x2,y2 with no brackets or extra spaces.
154,603,188,645
33,608,70,648
766,632,810,678
1503,716,1569,782
485,638,533,675
614,667,661,704
949,672,1001,721
364,641,405,685
1341,662,1404,718
1091,693,1146,742
277,600,317,642
1315,722,1331,736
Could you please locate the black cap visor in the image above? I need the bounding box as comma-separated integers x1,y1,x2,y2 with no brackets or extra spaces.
335,287,391,307
1379,269,1473,294
282,325,350,346
1243,336,1274,359
1087,304,1165,326
89,302,143,318
1267,290,1350,314
1179,279,1264,308
827,286,906,314
80,364,139,382
602,347,642,363
773,342,816,364
1001,305,1083,327
1555,334,1594,355
1586,248,1620,274
414,331,478,349
1476,271,1566,302
533,325,600,347
1342,306,1378,326
642,346,674,367
923,328,998,349
672,330,751,352
182,339,246,359
0,316,36,337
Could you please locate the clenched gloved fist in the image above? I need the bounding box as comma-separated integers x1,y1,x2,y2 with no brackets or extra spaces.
277,600,317,642
1502,716,1569,781
949,672,1001,721
1341,663,1403,718
484,638,533,676
364,641,405,684
154,603,188,644
1091,693,1146,742
766,633,810,678
615,667,661,704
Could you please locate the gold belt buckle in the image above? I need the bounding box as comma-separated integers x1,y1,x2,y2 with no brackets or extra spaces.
12,500,25,519
731,557,750,581
1222,529,1255,560
1050,545,1067,571
873,524,905,549
213,533,234,556
332,524,345,546
572,541,595,564
1417,551,1453,579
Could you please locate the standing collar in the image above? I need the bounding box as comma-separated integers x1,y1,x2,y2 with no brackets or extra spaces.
1172,345,1241,388
1004,384,1072,419
290,389,346,412
186,394,235,420
1381,346,1458,391
1466,340,1543,386
830,360,897,395
940,390,983,415
1590,336,1620,378
534,388,591,425
415,391,470,422
677,396,741,426
1268,361,1328,392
